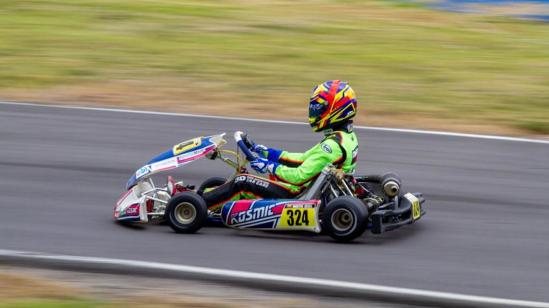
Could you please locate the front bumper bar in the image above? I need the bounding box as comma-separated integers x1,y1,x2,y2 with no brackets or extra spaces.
370,193,425,234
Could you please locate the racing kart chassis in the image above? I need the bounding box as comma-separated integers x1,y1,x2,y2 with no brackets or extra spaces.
114,132,425,242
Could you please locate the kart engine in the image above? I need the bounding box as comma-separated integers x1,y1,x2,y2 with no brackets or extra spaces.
381,173,401,198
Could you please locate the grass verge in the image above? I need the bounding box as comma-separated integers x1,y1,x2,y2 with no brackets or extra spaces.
0,300,103,308
0,0,548,135
0,268,350,308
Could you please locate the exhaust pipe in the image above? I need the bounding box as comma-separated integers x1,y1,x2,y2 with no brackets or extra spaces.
381,172,401,198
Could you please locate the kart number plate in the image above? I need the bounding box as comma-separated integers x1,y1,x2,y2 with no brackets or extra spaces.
278,208,316,228
404,193,421,220
173,138,201,155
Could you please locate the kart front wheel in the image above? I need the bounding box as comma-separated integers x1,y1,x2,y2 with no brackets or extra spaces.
322,196,368,243
166,192,208,234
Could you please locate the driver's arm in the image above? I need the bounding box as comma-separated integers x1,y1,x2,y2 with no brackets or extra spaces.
273,139,343,186
278,151,305,167
254,145,306,166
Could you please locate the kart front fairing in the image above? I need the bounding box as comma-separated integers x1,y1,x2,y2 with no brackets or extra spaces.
125,134,226,190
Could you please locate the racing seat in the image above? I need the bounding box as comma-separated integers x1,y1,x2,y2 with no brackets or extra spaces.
296,164,346,200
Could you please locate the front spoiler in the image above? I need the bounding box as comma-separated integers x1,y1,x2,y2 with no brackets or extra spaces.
370,193,425,234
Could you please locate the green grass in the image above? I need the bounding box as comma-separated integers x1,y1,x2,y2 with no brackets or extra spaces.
0,0,548,133
0,299,104,308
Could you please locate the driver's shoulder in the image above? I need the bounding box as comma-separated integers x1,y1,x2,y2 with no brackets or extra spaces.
316,137,343,156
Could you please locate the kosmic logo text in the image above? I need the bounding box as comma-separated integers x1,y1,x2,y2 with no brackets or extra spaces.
231,204,276,225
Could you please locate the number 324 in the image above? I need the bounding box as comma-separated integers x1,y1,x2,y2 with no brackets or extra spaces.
286,209,310,226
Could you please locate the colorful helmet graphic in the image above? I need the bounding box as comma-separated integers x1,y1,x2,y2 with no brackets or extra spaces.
308,80,357,132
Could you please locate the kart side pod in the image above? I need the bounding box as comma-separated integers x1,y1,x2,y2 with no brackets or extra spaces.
220,199,322,233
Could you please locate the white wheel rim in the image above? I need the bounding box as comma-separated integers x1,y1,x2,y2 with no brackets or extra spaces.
331,208,355,232
174,202,196,224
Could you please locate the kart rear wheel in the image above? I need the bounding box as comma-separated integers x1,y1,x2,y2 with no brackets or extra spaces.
166,192,208,234
197,177,227,196
322,196,368,243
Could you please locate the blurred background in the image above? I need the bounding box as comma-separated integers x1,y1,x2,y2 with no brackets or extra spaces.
1,0,548,136
1,1,549,307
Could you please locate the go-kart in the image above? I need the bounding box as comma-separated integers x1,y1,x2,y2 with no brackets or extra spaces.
114,131,425,242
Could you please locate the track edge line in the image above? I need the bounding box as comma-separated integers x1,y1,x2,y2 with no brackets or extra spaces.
0,249,548,308
1,100,548,145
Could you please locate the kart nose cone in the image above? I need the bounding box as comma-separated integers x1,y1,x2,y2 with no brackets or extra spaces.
126,174,137,190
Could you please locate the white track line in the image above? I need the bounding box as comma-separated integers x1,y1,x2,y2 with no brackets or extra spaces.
1,101,548,145
0,249,548,308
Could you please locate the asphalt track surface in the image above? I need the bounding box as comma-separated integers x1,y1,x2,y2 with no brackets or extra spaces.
1,103,548,302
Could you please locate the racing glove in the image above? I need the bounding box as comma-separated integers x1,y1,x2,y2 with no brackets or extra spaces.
251,144,283,161
250,157,279,174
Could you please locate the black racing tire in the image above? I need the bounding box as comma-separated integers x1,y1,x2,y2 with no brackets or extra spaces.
166,192,208,234
322,196,369,243
197,177,227,196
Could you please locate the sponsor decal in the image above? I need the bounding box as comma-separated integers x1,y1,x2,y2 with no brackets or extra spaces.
234,175,269,189
230,200,252,214
124,204,140,216
230,203,277,225
283,202,316,209
151,157,177,172
176,147,210,164
135,166,151,178
223,200,319,229
321,143,332,154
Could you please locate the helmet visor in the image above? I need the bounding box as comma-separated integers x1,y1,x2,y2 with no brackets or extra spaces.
309,100,327,120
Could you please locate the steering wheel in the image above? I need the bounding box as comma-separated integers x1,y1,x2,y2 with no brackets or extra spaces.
234,131,257,161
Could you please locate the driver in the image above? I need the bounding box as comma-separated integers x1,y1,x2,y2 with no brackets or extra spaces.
202,80,359,211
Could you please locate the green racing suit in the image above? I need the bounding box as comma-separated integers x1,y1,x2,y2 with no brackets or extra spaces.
202,126,359,210
273,128,359,191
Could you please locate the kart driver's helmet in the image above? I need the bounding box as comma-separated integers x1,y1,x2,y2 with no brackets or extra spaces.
308,80,357,132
